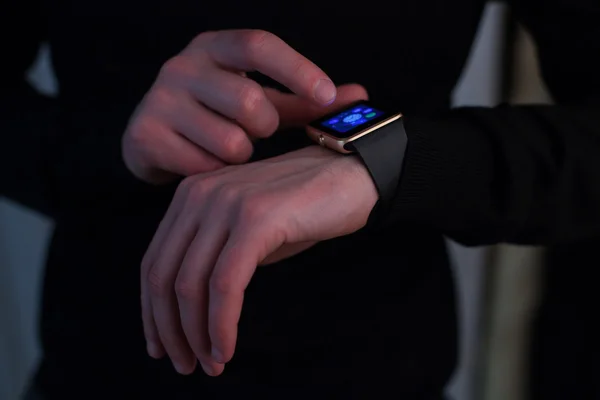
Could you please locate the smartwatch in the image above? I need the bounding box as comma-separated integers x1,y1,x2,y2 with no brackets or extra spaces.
306,100,408,213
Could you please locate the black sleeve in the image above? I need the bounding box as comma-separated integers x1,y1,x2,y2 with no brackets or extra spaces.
1,2,164,218
389,0,600,246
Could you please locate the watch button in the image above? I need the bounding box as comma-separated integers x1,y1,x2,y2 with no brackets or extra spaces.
318,135,325,146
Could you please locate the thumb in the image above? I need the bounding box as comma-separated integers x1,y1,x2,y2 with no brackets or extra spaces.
265,83,369,130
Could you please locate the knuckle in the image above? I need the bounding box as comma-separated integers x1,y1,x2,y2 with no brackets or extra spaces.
237,194,269,225
125,117,158,159
147,268,172,298
141,253,153,274
236,82,264,120
126,118,149,148
239,29,272,57
216,184,241,205
291,57,313,81
209,272,235,297
238,30,281,66
188,31,215,49
147,86,178,111
186,180,211,205
220,127,251,162
176,176,198,198
174,277,199,301
159,55,194,78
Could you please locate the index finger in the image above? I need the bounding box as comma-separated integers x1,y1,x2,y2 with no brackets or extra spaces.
201,30,337,106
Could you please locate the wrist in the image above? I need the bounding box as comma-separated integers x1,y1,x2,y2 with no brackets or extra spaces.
344,154,380,216
305,100,407,224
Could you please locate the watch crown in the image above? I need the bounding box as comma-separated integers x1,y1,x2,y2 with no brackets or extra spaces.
318,135,325,146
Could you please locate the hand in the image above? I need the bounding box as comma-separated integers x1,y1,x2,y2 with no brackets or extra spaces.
140,149,378,377
122,29,339,184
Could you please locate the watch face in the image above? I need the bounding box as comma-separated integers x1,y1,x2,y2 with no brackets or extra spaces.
308,101,391,139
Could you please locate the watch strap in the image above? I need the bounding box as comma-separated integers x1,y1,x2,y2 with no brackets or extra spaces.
346,118,408,217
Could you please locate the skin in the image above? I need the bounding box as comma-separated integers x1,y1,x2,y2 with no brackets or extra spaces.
122,29,338,184
121,29,378,376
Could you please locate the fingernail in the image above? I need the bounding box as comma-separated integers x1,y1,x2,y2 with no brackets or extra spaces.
212,347,226,364
314,79,336,105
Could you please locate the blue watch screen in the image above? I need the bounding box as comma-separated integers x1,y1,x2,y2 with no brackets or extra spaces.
321,104,385,133
309,101,391,139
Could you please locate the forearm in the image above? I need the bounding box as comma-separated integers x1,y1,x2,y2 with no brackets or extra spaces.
388,100,600,246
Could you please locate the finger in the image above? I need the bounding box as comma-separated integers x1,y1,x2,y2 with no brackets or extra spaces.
264,83,369,129
186,68,279,138
176,218,229,377
140,191,188,359
157,94,253,165
142,179,195,271
203,30,337,105
141,281,166,359
208,226,282,364
148,209,200,375
126,117,226,182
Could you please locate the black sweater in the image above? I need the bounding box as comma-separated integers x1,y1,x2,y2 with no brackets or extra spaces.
2,0,600,398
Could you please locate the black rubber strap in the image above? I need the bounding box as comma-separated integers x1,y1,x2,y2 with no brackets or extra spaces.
346,118,408,214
